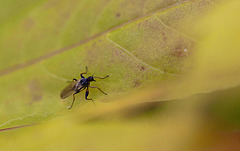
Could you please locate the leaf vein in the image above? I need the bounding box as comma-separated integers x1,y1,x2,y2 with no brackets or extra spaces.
0,113,36,128
107,37,178,76
153,14,199,42
41,66,69,82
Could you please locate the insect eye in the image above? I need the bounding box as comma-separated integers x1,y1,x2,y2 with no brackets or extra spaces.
91,76,95,81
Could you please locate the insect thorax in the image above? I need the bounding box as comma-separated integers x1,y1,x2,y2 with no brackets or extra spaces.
79,78,89,86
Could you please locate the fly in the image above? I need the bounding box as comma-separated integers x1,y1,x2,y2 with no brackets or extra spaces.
60,66,109,109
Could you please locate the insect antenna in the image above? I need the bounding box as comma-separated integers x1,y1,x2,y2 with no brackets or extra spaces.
80,66,88,78
94,74,109,79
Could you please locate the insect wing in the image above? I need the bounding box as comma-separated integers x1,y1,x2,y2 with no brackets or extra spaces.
60,81,78,99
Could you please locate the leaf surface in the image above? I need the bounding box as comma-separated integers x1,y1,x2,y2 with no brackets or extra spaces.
2,0,240,150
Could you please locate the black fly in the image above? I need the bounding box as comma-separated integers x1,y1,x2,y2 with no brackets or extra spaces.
60,66,109,109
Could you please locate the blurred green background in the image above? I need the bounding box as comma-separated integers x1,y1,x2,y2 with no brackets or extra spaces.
0,0,240,150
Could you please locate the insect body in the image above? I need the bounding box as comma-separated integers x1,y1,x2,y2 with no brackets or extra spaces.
60,66,109,109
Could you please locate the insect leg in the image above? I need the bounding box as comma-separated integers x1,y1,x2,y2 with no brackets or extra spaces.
85,87,95,105
68,88,85,109
94,74,109,79
68,92,77,110
80,66,88,78
89,86,107,95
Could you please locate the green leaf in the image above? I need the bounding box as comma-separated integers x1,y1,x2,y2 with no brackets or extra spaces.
1,0,240,150
1,0,207,128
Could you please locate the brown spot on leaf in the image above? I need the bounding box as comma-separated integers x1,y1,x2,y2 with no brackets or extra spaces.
114,49,119,56
28,80,43,104
174,44,184,50
116,13,121,18
43,0,58,10
23,18,35,31
172,43,189,58
62,12,71,20
161,33,167,41
140,66,145,71
133,79,142,87
173,50,185,57
137,65,146,71
164,69,167,73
